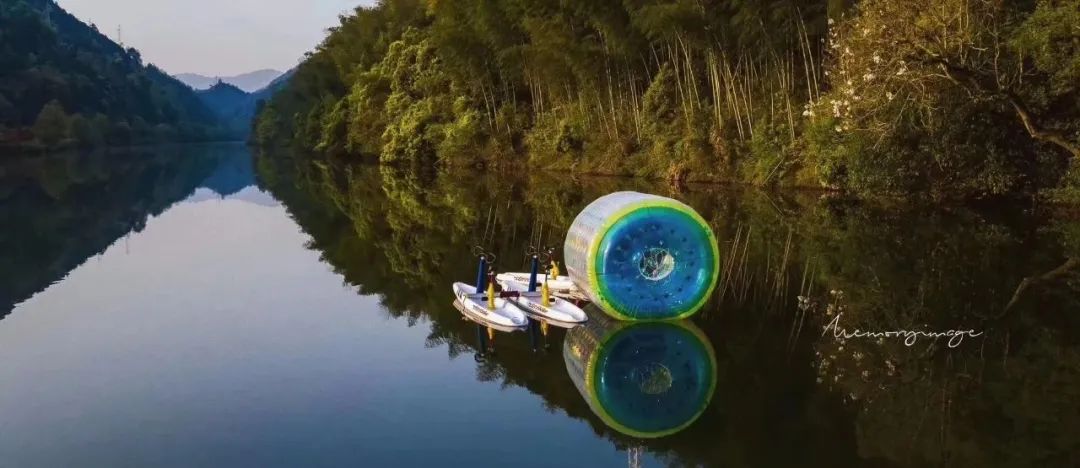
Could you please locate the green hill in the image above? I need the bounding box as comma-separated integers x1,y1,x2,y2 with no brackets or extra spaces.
0,0,228,149
197,81,252,137
196,70,294,139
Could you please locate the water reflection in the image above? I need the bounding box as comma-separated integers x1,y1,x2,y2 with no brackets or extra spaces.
0,144,1077,466
0,144,253,319
256,150,1080,466
564,313,716,438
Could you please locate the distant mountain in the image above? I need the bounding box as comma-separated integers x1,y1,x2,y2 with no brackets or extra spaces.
196,70,294,137
199,82,250,118
0,0,226,147
175,69,283,93
253,69,295,100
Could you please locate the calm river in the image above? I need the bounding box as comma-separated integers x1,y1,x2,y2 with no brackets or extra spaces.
1,144,1077,467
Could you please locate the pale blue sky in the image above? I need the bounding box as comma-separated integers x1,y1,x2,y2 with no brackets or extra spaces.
57,0,376,76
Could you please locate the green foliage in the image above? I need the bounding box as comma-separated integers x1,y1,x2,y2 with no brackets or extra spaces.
316,98,349,156
1011,0,1080,97
437,99,486,165
525,112,587,167
0,0,227,147
68,113,103,147
256,0,836,176
90,114,110,144
376,30,454,165
255,0,1079,199
32,100,68,146
802,0,1079,199
253,104,282,148
745,117,795,186
108,121,132,146
640,64,683,157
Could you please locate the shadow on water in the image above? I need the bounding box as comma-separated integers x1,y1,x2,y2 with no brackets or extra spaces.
0,143,256,320
255,149,1080,467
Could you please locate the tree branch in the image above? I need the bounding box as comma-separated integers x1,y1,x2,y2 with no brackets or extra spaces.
921,56,1080,159
1004,93,1080,159
1004,257,1080,313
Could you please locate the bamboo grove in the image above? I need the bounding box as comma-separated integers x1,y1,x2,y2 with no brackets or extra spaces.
254,0,1080,200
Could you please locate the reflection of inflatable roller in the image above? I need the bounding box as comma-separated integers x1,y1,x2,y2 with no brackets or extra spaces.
565,192,719,320
563,313,717,438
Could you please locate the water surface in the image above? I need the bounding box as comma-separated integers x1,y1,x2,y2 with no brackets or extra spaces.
1,144,1078,467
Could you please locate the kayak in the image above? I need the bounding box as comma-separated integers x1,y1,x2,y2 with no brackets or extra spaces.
509,292,588,324
452,299,524,333
497,272,578,294
452,282,528,328
497,273,589,302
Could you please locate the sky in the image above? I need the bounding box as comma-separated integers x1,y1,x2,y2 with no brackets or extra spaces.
57,0,375,76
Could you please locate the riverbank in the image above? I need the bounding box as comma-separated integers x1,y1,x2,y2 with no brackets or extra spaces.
0,139,248,159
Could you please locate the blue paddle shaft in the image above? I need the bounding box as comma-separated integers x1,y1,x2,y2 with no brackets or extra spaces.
475,256,488,292
528,255,539,292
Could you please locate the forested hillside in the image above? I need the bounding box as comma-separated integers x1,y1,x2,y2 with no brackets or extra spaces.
0,0,228,149
196,70,293,139
255,0,1080,200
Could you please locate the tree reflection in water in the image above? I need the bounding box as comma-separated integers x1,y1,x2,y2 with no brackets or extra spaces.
253,150,1080,467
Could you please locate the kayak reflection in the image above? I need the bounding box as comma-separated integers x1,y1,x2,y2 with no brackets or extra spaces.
563,312,717,438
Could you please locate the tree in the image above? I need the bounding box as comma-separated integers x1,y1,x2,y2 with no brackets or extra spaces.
154,123,176,142
126,47,143,66
108,121,132,145
821,0,1079,159
90,113,111,144
69,113,103,147
33,100,69,146
0,0,224,143
0,94,16,126
806,0,1079,197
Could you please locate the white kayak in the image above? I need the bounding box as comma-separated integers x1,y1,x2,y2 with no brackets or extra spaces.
452,300,523,333
452,283,528,328
497,272,578,294
509,292,588,324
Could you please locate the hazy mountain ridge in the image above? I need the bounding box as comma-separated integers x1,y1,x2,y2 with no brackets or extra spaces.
195,69,294,137
176,69,283,92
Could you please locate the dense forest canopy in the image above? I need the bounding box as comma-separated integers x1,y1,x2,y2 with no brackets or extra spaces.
0,0,229,148
255,0,1080,200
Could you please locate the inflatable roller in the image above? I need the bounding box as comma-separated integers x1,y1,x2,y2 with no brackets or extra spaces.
563,313,717,438
564,192,719,320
